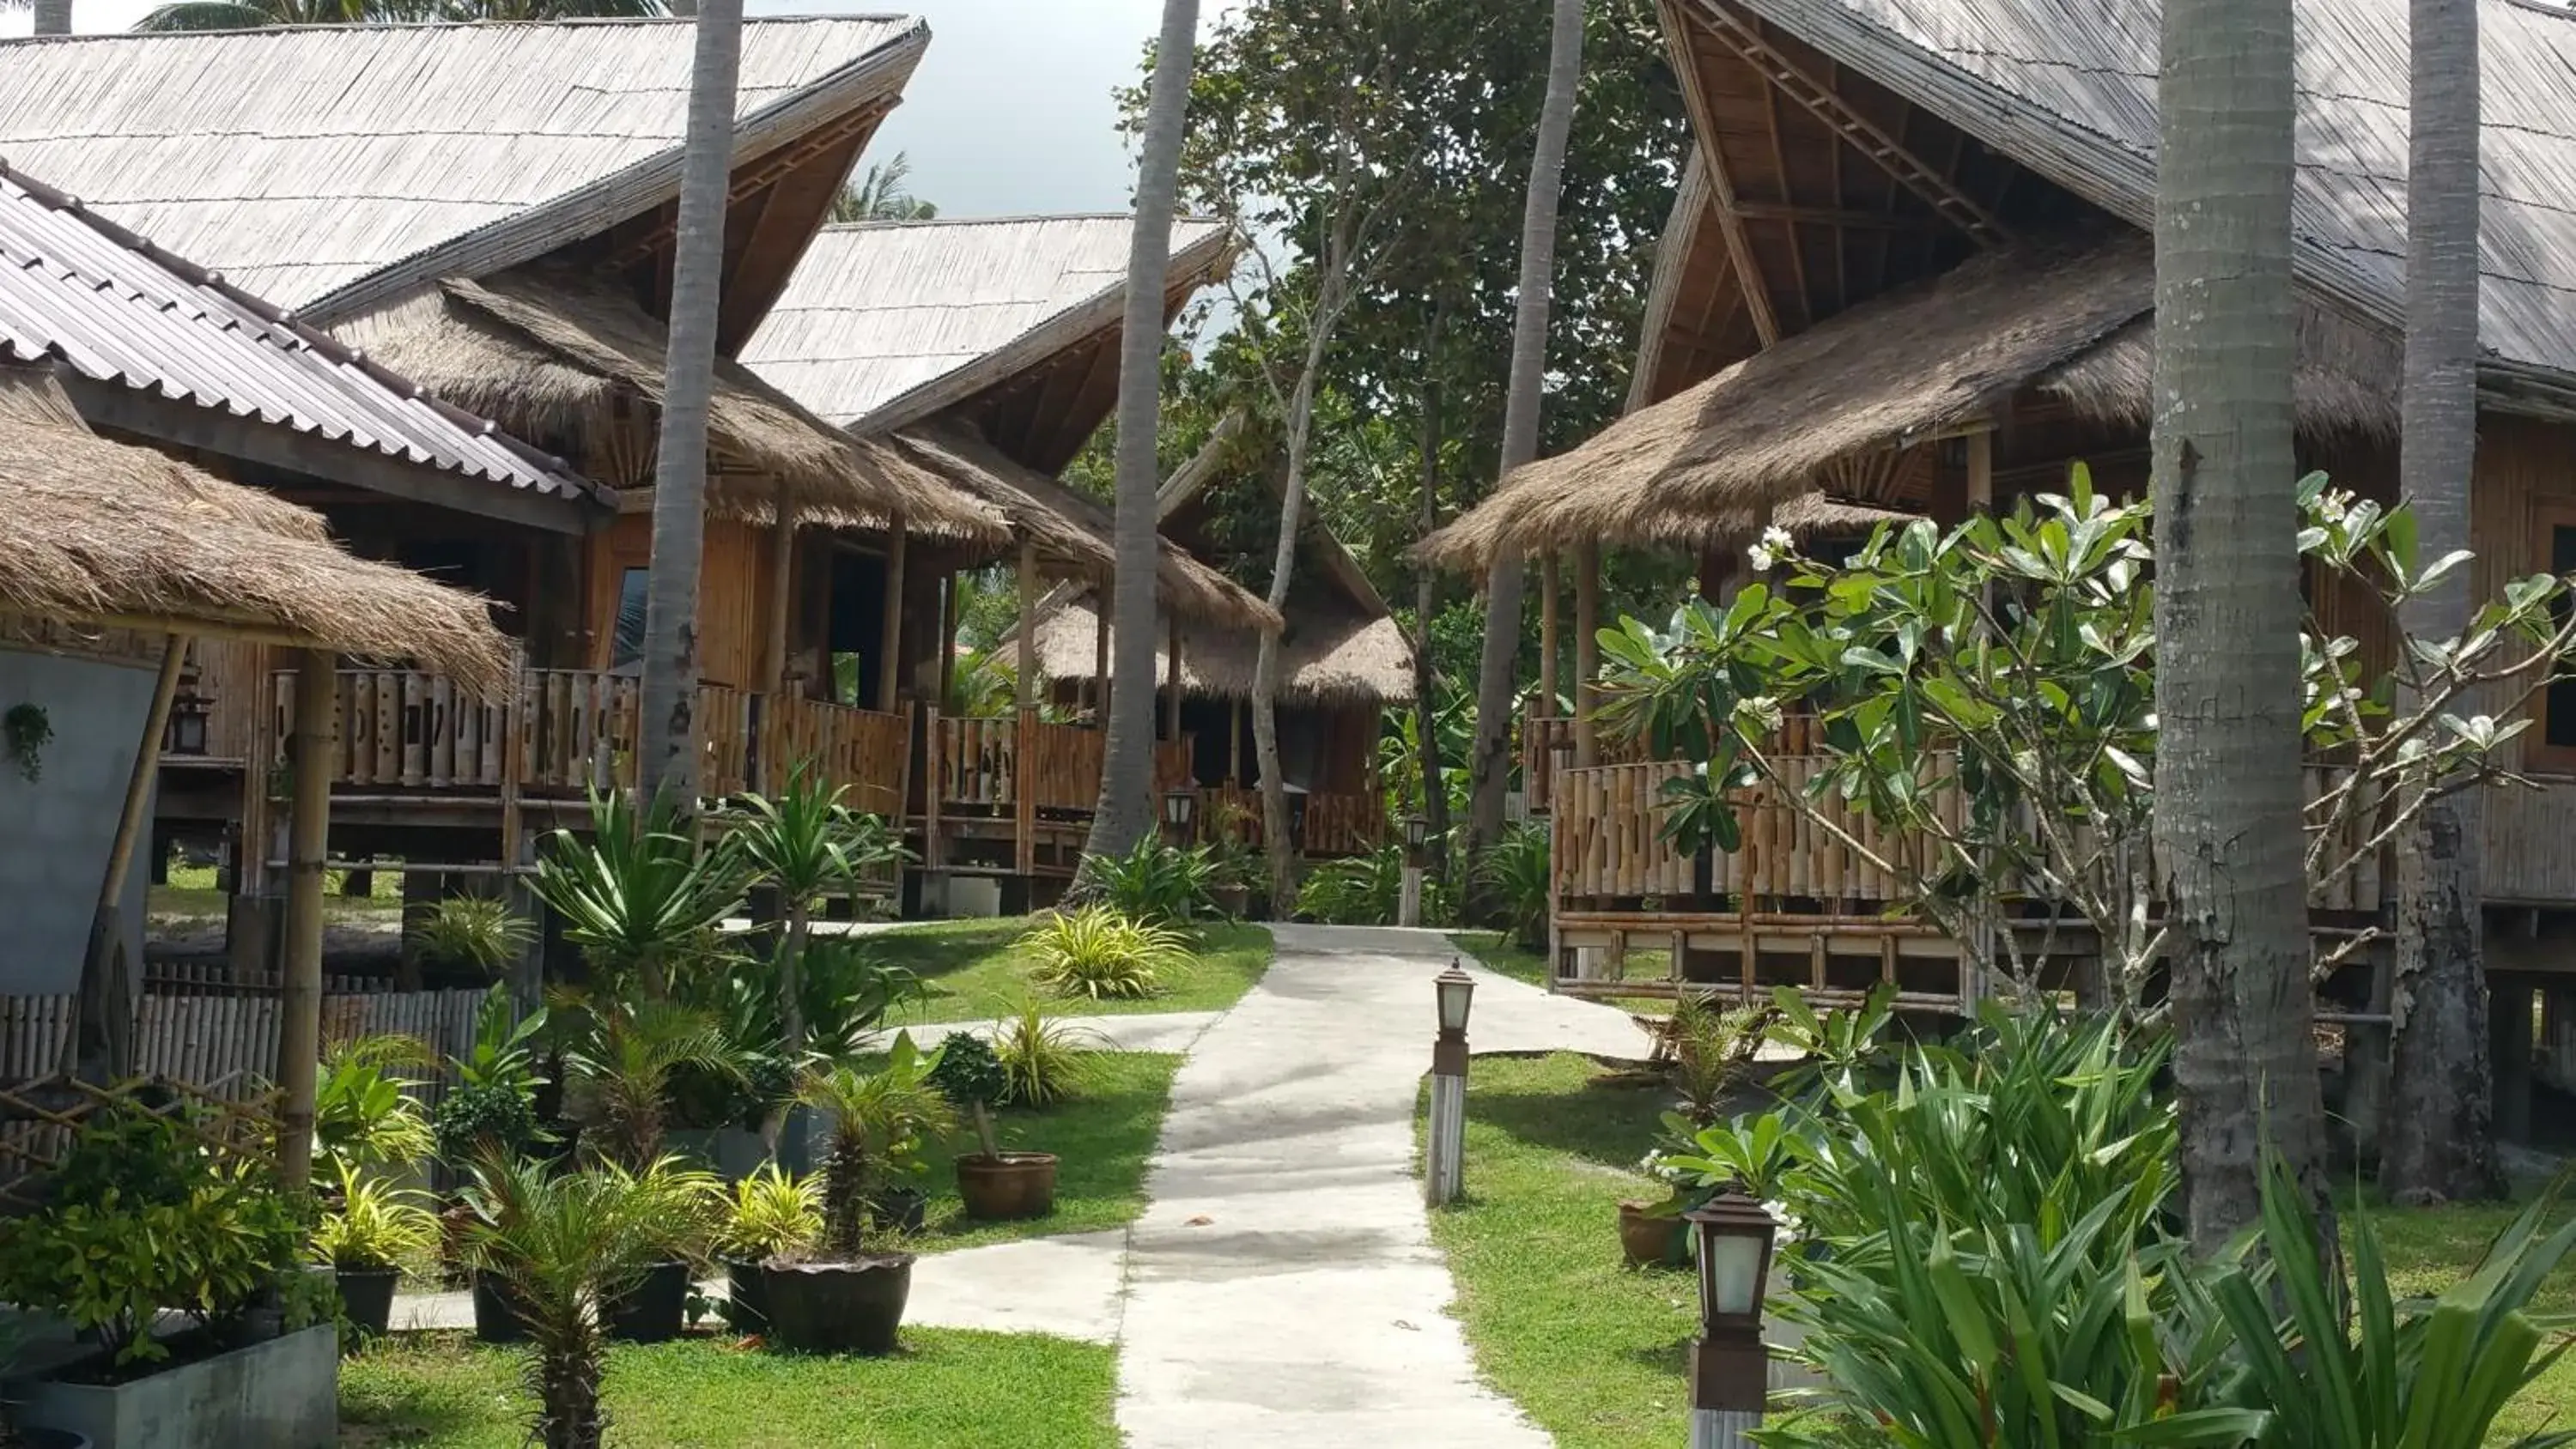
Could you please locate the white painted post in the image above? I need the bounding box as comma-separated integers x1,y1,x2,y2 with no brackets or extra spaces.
1690,1410,1762,1449
1399,862,1425,928
1425,961,1474,1207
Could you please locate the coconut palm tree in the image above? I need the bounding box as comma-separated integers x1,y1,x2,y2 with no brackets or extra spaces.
2153,0,2324,1252
635,0,742,811
829,152,938,224
7,0,76,36
2382,0,2499,1204
1463,0,1585,914
1077,0,1200,878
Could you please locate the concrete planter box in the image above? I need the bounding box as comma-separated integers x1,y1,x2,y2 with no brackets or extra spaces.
15,1325,337,1449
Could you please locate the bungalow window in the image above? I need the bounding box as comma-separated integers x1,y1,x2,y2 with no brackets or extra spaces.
611,567,650,670
2532,508,2576,773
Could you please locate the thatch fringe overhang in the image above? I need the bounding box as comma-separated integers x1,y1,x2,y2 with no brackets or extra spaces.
1032,594,1414,708
1423,229,2403,572
0,368,512,692
894,423,1282,634
337,270,1004,541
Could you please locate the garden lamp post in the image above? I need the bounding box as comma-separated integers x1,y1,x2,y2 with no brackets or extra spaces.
1162,785,1198,847
1425,959,1475,1205
1685,1189,1779,1449
1399,812,1429,927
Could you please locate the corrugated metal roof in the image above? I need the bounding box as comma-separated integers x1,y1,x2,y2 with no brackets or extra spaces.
742,215,1234,428
0,16,925,315
0,162,592,503
1735,0,2576,380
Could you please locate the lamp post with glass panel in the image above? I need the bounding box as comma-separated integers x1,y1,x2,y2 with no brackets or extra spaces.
1684,1189,1779,1448
1424,960,1475,1206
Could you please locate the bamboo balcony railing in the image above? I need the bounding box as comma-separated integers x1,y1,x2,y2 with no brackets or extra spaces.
264,667,908,815
1194,783,1387,858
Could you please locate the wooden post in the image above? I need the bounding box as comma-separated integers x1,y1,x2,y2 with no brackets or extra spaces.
938,571,959,715
1966,429,1994,512
67,637,188,1078
1538,550,1558,716
1573,539,1601,767
1165,614,1183,743
1094,593,1113,724
1015,540,1038,878
878,524,907,714
1230,696,1244,785
277,647,335,1191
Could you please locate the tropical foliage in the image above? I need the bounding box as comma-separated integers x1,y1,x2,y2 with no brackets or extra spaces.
1022,907,1188,1001
1085,835,1220,925
313,1032,436,1178
716,1165,823,1264
410,895,534,976
992,1003,1102,1108
798,1034,957,1257
532,789,749,997
313,1163,440,1272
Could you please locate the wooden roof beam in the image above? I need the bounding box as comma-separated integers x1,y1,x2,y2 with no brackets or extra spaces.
1662,0,1782,345
1730,200,1945,228
603,99,896,274
1686,0,2014,247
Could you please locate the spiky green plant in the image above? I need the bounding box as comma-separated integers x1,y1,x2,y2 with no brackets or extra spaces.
1085,835,1217,925
314,1032,435,1178
312,1162,439,1272
729,763,859,1058
459,1153,687,1449
1662,993,1771,1125
410,895,535,975
795,1034,956,1258
715,1165,823,1263
1021,906,1187,1001
992,1003,1103,1107
532,788,749,997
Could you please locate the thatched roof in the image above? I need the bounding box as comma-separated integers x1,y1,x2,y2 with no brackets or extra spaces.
1424,231,2401,569
336,269,1001,539
0,366,512,691
1422,237,2152,568
1033,596,1414,707
894,422,1280,634
1733,0,2576,397
0,17,927,319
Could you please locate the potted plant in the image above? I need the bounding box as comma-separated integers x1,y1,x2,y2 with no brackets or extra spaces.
929,1033,1057,1222
311,1165,438,1336
714,1167,820,1333
596,1158,720,1343
762,1035,954,1355
1617,1154,1691,1269
431,988,550,1287
458,1154,672,1449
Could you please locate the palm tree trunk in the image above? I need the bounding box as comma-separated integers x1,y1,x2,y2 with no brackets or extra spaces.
31,0,72,34
2382,0,2498,1205
1413,317,1450,877
1078,0,1200,880
1465,0,1584,919
1255,360,1327,909
2154,0,2324,1254
780,900,809,1057
635,0,744,812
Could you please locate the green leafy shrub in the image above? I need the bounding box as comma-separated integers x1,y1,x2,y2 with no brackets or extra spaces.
0,1108,308,1364
793,936,926,1056
1087,835,1217,924
1021,906,1186,1001
927,1033,1011,1158
313,1164,439,1271
532,787,750,996
410,895,533,975
1473,822,1552,947
450,985,548,1095
314,1032,436,1176
432,1079,545,1168
993,1003,1102,1107
1296,844,1402,925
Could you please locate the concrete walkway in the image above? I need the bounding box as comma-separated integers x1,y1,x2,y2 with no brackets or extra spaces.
860,1010,1224,1057
1115,924,1646,1449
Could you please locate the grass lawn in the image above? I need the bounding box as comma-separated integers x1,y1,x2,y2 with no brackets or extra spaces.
1450,931,1679,1021
903,1049,1181,1253
874,917,1272,1022
1424,1050,2576,1448
1422,1051,1699,1449
339,1328,1118,1447
151,861,403,925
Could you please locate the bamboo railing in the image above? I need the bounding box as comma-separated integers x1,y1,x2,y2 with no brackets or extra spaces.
1194,784,1387,858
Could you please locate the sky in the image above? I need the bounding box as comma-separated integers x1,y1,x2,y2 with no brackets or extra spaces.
0,0,1189,219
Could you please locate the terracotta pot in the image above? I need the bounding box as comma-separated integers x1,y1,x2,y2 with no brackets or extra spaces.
605,1260,691,1343
333,1264,402,1337
955,1152,1058,1222
761,1256,914,1355
1618,1199,1687,1268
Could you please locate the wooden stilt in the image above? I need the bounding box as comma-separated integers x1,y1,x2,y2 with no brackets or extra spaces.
938,571,959,714
1538,551,1558,716
1966,430,1994,512
1094,591,1112,724
1166,613,1183,743
1015,540,1038,878
878,524,907,714
277,647,335,1191
1573,540,1601,767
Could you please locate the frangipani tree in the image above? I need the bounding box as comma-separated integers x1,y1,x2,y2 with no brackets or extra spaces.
1595,467,2576,1011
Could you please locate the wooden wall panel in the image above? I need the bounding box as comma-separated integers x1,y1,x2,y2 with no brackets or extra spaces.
580,512,777,689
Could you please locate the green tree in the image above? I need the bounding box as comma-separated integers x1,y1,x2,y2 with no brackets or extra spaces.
830,151,938,224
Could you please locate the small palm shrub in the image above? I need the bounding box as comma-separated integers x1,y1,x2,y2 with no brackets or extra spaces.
797,1036,956,1256
1087,835,1217,924
1021,906,1187,1001
410,895,534,975
1662,994,1771,1125
556,999,744,1171
993,1003,1102,1107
